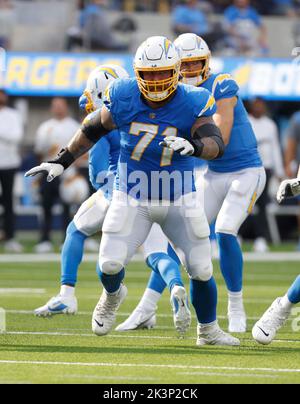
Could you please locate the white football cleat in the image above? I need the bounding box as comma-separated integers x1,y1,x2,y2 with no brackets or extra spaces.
92,284,127,336
252,298,291,345
228,310,247,333
34,241,54,254
170,285,191,336
197,323,240,346
4,239,23,253
115,308,156,331
34,295,78,317
253,237,269,253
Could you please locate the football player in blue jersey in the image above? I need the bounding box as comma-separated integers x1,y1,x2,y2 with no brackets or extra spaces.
118,33,266,334
252,174,300,344
26,36,240,346
34,64,129,317
34,63,190,335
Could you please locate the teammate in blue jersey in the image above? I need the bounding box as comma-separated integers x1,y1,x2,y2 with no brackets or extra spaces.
180,33,265,334
252,172,300,344
27,36,240,346
118,33,266,334
34,64,189,335
34,64,128,317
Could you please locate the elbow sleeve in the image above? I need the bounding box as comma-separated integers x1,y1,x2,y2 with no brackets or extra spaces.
81,111,110,144
192,123,225,159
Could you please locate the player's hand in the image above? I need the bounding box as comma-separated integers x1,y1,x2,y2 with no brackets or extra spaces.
25,162,65,182
277,178,300,203
159,136,194,156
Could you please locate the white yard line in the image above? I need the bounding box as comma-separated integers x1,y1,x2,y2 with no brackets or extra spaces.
1,252,300,263
0,360,299,374
0,289,46,295
66,374,159,381
178,372,278,379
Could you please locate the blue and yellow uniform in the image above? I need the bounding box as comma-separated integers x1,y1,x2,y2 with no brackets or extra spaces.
104,77,216,201
88,130,120,199
201,73,262,173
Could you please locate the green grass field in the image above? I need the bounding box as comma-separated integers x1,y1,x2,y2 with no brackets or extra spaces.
0,257,300,384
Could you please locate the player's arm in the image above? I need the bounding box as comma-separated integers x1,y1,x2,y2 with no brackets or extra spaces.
214,97,237,146
67,107,115,158
25,107,116,182
190,116,225,160
160,116,224,160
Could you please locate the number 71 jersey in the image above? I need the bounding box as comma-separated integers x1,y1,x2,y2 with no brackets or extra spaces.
104,77,216,201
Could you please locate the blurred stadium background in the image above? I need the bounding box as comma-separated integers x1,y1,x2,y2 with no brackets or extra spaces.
0,0,300,253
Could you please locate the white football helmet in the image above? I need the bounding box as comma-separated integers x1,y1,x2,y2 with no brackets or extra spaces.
134,36,181,102
174,33,211,87
80,64,129,113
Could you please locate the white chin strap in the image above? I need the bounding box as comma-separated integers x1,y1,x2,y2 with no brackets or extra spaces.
182,75,203,87
148,90,169,101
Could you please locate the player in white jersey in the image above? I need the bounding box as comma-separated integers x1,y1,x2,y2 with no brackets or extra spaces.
117,33,266,334
26,36,240,346
252,175,300,344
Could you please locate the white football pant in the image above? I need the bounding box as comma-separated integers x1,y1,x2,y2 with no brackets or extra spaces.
197,166,266,235
99,191,212,281
73,189,110,236
73,190,187,265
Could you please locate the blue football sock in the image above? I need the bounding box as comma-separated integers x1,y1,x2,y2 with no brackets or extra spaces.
147,270,167,294
146,250,183,292
61,221,87,287
287,275,300,304
217,232,243,293
210,221,217,241
97,263,125,294
146,244,181,294
167,243,181,266
190,277,218,324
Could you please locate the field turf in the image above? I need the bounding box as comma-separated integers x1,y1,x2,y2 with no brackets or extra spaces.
0,257,300,384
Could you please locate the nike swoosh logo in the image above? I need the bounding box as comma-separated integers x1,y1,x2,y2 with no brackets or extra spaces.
220,86,230,93
94,319,104,328
48,304,67,312
257,326,270,337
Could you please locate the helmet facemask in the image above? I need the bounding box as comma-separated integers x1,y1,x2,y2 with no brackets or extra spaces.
83,90,98,114
180,55,211,87
81,64,129,113
135,64,181,102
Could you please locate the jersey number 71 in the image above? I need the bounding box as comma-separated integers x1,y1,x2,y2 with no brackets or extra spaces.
129,122,177,167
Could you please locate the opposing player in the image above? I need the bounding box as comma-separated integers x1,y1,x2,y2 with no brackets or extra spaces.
26,36,239,346
118,34,266,334
252,175,300,344
33,63,191,334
